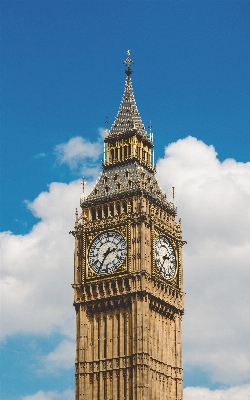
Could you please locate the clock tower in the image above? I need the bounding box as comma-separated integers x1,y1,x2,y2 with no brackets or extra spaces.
71,51,185,400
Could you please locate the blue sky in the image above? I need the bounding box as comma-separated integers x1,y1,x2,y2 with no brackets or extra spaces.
1,1,250,399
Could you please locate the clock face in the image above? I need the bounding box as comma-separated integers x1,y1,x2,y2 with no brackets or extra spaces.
155,236,177,280
88,231,127,275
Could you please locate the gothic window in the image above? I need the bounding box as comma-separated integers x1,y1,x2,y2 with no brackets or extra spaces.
125,170,129,178
123,312,127,355
104,205,108,218
92,209,96,221
98,208,102,219
103,316,107,358
117,182,121,190
124,372,127,398
110,203,114,216
104,176,108,184
114,172,118,181
124,146,127,158
111,149,114,162
97,374,100,400
123,202,127,214
105,186,109,193
97,317,100,358
104,375,107,400
116,203,121,215
117,314,120,356
94,188,98,195
117,373,120,400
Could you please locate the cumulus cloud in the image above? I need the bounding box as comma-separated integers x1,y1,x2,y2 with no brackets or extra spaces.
38,339,75,375
21,389,74,400
157,136,250,384
0,179,94,340
1,135,250,389
184,384,250,400
54,135,103,170
21,385,250,400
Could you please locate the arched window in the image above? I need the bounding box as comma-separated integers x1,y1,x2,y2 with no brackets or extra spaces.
98,208,102,219
123,202,127,213
103,316,107,359
116,203,121,215
92,209,96,221
104,205,108,218
117,314,120,356
110,203,114,216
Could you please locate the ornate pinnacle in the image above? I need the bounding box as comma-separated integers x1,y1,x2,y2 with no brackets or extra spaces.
123,50,134,76
81,177,85,194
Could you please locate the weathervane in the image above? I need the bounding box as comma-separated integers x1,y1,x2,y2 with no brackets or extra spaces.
124,50,134,76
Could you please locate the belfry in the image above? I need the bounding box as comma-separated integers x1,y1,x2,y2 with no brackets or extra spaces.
71,51,185,399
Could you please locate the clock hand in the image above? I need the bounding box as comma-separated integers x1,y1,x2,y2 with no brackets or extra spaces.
162,253,170,262
98,245,116,272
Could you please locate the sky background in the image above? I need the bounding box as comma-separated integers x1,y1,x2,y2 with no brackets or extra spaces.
1,1,250,399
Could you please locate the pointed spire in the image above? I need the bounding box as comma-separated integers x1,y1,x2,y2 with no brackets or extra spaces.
109,50,148,138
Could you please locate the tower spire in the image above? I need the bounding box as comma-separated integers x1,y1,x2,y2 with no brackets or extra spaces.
109,50,147,138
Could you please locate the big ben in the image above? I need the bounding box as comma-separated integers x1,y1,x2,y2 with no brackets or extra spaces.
71,51,185,400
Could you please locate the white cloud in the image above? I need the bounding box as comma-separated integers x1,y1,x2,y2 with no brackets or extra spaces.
1,135,250,389
157,136,250,384
38,339,75,375
20,385,250,400
98,127,107,139
34,153,46,159
21,389,73,400
184,384,250,400
54,135,102,170
0,179,89,340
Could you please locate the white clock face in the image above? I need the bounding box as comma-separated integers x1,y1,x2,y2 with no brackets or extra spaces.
88,231,127,275
155,236,176,280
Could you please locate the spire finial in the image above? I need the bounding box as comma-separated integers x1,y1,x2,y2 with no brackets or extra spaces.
81,177,85,194
105,115,109,128
124,50,133,76
148,120,153,142
172,186,175,202
149,120,153,132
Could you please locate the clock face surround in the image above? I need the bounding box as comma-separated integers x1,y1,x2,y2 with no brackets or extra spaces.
155,235,177,280
88,231,127,275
